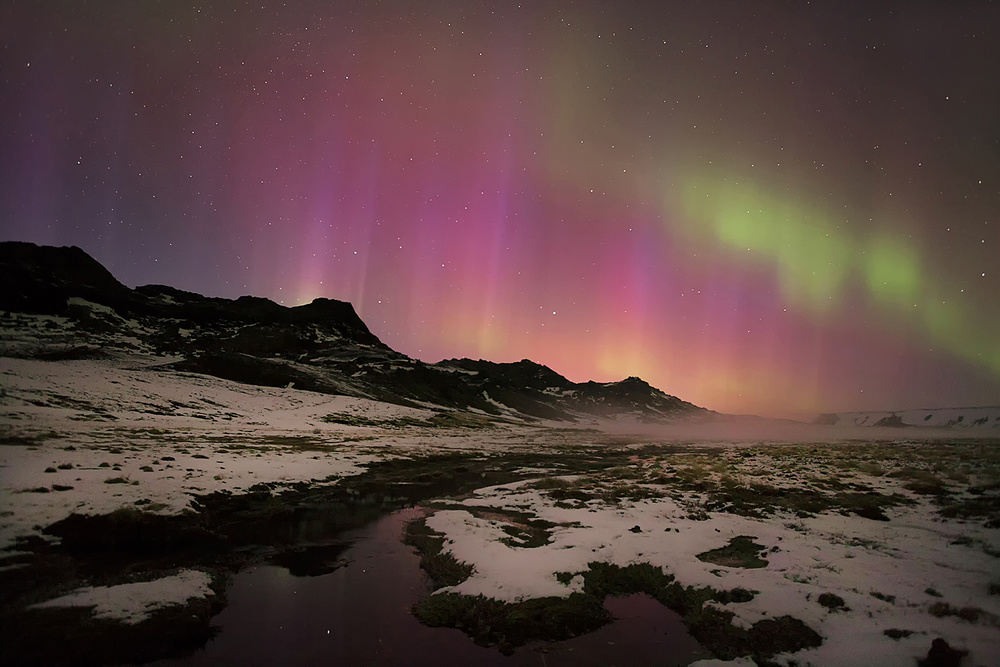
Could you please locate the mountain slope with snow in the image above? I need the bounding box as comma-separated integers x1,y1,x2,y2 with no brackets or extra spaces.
0,241,707,424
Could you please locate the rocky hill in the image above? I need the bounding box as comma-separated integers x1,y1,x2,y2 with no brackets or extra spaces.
0,241,708,424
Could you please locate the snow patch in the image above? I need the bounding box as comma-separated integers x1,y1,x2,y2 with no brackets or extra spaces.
30,570,213,623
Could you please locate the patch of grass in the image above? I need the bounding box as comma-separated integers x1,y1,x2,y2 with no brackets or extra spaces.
883,628,914,640
414,592,610,654
424,412,498,429
322,413,402,427
322,411,497,430
818,592,848,611
870,591,896,603
944,470,970,484
528,476,573,491
938,491,1000,527
404,517,474,588
582,562,695,608
555,571,575,585
711,587,757,604
499,524,551,548
928,602,983,623
42,507,219,553
413,559,814,660
535,478,600,503
259,434,334,450
739,616,823,663
834,491,909,521
696,536,769,569
0,432,59,447
856,462,887,477
891,467,948,496
697,477,908,521
103,476,130,484
925,587,943,598
890,467,941,483
904,480,948,496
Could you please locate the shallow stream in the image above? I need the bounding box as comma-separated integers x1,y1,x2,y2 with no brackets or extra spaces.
160,507,705,666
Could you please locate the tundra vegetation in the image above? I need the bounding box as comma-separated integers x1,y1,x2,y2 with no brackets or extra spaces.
2,426,999,665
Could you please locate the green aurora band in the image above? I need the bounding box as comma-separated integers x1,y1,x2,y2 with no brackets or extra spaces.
677,176,1000,376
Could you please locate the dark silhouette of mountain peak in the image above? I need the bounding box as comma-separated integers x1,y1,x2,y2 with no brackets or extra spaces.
288,298,372,334
1,241,708,423
443,358,572,390
0,241,384,348
0,241,133,314
618,376,654,389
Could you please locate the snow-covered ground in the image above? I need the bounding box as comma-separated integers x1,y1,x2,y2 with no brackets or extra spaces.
2,353,998,666
29,570,213,623
425,469,999,666
0,355,564,550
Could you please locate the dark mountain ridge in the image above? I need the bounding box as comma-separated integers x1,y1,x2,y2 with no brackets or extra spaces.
0,241,708,423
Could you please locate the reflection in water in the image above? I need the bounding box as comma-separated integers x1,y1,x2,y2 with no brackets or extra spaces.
162,508,705,666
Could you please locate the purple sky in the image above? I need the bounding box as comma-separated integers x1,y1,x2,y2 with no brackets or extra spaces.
2,1,998,417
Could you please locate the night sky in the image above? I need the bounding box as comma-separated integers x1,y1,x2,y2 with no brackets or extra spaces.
2,1,998,418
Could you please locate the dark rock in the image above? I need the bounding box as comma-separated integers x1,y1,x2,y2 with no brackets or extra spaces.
918,638,968,667
873,413,907,428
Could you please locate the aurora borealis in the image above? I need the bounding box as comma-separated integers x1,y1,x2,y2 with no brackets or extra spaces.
2,1,998,418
